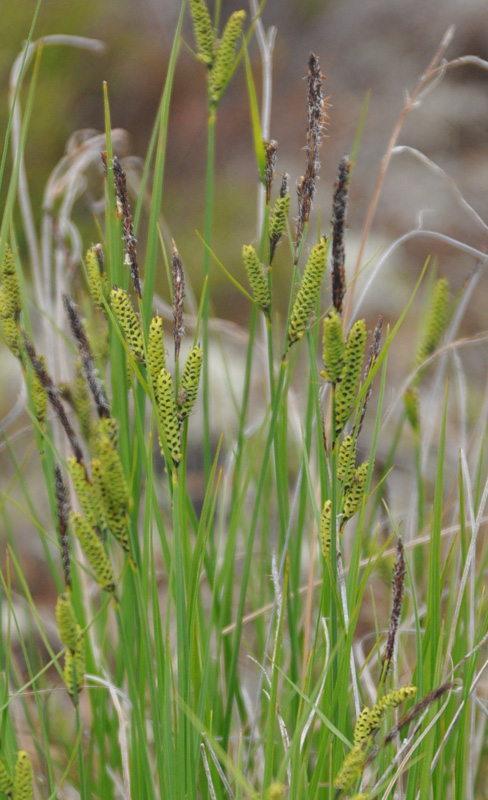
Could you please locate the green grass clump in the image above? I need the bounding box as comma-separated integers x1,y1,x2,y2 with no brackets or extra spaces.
0,8,487,800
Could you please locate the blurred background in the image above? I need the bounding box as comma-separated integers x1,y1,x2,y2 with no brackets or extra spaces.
2,0,488,600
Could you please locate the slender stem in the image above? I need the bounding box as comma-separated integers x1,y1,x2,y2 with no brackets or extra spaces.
202,108,216,479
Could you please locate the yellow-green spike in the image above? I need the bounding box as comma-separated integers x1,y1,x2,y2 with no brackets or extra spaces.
242,245,270,318
333,737,371,795
0,244,21,319
287,237,328,348
337,434,356,489
148,314,166,399
189,0,216,66
91,457,134,567
110,286,145,363
85,246,108,310
0,314,21,356
416,277,450,367
70,512,115,593
209,10,246,105
319,499,332,556
0,759,13,796
68,457,98,530
55,593,81,653
342,461,369,523
321,311,345,385
64,635,86,702
156,368,182,466
31,354,48,425
334,318,366,435
354,706,372,745
13,751,32,800
178,345,203,421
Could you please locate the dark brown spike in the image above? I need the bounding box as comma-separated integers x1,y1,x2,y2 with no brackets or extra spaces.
381,536,406,679
22,333,85,466
102,151,141,298
264,139,278,205
63,294,110,419
172,239,185,362
295,53,329,255
331,156,351,314
54,463,71,590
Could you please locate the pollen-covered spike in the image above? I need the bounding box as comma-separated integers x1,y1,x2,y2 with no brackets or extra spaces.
13,751,33,800
242,245,271,318
287,236,328,348
321,311,345,384
0,244,21,319
68,457,98,529
333,737,371,796
110,286,145,363
209,10,246,105
342,461,369,523
337,434,356,489
0,759,13,796
156,368,182,467
178,345,203,422
189,0,216,66
85,246,108,310
334,318,366,435
70,512,116,593
64,635,86,702
319,499,332,556
148,314,166,398
416,277,450,368
353,706,372,745
55,593,81,653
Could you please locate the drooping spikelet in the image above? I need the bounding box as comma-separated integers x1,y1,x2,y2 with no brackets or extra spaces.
68,457,98,530
13,751,33,800
287,237,328,348
64,635,86,701
55,593,81,653
321,311,345,384
355,686,417,744
85,245,108,310
319,498,332,556
148,314,166,397
334,319,366,435
416,277,450,368
110,287,145,363
178,345,203,422
70,512,115,593
242,245,271,318
0,759,13,795
342,461,369,523
156,369,182,466
209,10,246,105
333,737,371,796
337,434,356,489
189,0,216,66
0,244,21,319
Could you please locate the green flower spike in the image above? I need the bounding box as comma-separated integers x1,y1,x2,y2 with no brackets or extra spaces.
367,685,417,734
178,344,203,421
333,736,371,796
354,706,373,745
85,246,108,310
73,358,92,442
0,244,21,319
110,286,145,363
269,192,290,258
242,245,271,318
0,314,21,356
334,318,366,435
416,277,450,367
319,498,332,556
404,386,420,432
64,635,86,701
287,237,328,348
337,434,356,490
0,759,13,796
97,415,119,446
68,457,98,530
70,512,116,593
148,314,166,399
13,751,33,800
31,355,48,424
342,461,369,523
55,593,81,653
156,368,182,466
189,0,216,66
91,443,134,567
321,311,345,385
209,10,246,105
